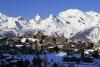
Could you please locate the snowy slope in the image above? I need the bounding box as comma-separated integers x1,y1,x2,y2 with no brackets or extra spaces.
0,9,100,43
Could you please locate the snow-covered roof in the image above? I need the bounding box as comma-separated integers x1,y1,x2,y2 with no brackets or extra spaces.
21,38,26,43
21,38,38,43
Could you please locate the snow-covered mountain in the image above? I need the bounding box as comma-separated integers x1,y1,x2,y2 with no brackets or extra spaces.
0,9,100,43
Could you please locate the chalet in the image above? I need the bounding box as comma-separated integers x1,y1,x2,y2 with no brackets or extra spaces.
94,45,100,51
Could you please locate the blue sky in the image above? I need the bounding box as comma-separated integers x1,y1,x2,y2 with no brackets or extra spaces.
0,0,100,19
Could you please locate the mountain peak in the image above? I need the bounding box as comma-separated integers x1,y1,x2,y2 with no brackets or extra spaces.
0,12,8,19
0,12,5,17
16,16,25,20
35,14,41,21
48,14,54,18
67,9,82,12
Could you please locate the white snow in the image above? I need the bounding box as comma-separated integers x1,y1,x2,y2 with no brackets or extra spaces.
0,52,100,67
0,9,100,43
